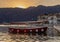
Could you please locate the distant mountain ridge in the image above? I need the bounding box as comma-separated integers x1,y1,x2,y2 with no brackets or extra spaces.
0,5,60,23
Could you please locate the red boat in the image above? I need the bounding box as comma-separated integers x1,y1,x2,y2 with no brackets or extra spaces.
8,21,48,36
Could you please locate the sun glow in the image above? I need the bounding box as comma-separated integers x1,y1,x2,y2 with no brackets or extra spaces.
17,6,27,8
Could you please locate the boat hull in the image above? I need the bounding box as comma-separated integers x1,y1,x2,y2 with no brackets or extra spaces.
8,27,47,36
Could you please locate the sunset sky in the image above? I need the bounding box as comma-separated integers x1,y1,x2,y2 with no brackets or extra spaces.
0,0,60,8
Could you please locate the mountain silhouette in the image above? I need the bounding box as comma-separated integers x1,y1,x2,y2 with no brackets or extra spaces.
0,5,60,23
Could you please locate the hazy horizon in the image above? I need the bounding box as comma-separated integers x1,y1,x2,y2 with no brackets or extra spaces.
0,5,60,8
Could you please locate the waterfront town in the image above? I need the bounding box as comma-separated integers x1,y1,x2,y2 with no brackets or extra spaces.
0,13,60,42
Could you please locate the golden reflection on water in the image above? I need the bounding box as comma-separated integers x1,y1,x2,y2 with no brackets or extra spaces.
0,32,60,42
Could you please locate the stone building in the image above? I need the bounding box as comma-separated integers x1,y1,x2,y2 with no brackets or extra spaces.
37,13,60,36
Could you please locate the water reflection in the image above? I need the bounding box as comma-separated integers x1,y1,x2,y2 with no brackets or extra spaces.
0,32,60,42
